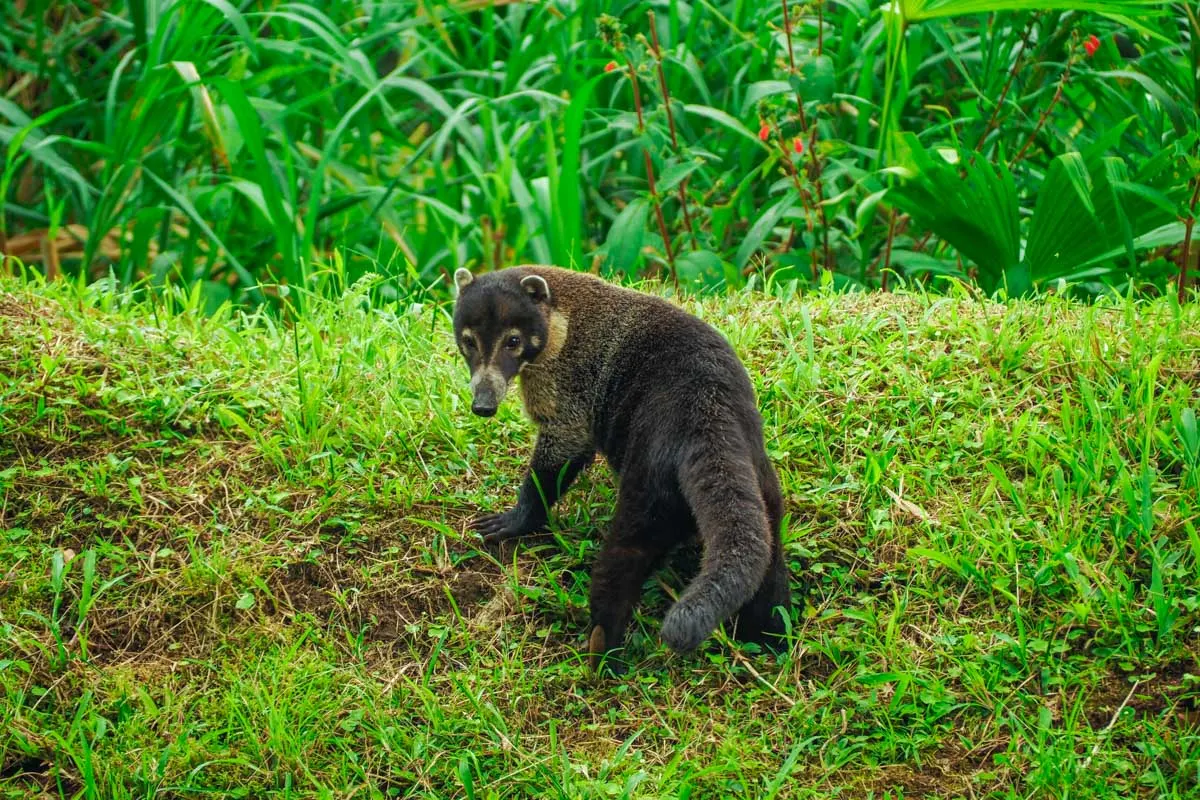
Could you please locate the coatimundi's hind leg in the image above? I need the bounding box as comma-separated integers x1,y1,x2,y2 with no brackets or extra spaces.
473,430,594,544
731,494,792,649
731,543,790,647
586,491,674,675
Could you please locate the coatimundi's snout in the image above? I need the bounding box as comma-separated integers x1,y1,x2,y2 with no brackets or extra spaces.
452,267,551,417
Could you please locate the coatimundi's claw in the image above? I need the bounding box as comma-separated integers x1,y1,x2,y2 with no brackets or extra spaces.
470,508,542,543
587,625,628,676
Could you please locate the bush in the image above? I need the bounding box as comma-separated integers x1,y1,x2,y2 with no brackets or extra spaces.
1,0,1197,308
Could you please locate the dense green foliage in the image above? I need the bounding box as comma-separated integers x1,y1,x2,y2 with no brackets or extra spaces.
1,1,1197,308
2,276,1199,796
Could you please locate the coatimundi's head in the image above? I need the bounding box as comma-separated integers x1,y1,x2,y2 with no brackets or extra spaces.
451,267,552,417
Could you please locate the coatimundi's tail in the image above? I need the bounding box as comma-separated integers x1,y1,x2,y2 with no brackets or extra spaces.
659,438,772,653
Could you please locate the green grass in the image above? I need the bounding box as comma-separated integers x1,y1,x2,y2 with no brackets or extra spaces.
2,273,1199,798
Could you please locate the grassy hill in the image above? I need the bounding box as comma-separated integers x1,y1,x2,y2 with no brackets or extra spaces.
1,276,1199,799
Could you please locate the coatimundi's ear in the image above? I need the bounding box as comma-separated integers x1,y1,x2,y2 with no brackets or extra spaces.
520,274,551,304
454,268,474,294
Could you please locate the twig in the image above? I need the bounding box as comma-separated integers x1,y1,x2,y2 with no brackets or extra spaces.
732,649,797,708
1080,681,1139,771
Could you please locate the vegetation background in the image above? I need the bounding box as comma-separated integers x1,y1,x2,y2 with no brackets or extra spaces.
2,0,1200,798
1,0,1197,307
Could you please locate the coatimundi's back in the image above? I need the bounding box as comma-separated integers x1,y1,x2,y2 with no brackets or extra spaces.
452,265,792,672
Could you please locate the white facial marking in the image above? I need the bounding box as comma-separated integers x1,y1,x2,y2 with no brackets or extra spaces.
470,365,508,404
460,327,477,355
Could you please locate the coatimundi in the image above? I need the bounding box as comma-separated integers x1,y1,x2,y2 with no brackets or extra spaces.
452,265,791,671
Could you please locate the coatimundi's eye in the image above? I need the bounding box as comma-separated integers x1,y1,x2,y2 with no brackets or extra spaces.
461,336,476,351
505,335,521,351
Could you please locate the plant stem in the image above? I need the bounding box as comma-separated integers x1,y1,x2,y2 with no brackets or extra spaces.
781,0,829,274
1178,176,1200,303
648,11,697,250
622,43,675,283
625,55,645,131
780,0,808,130
808,130,831,273
644,150,676,287
1012,51,1074,165
882,207,897,291
773,130,819,281
648,13,677,148
974,14,1037,156
817,0,824,56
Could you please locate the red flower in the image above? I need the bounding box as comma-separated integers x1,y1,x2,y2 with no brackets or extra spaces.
758,123,770,142
793,137,804,154
604,61,618,73
1084,34,1100,57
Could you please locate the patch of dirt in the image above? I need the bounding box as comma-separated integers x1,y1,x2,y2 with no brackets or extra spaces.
0,290,50,324
797,740,997,799
84,604,217,665
271,549,506,644
1083,657,1200,731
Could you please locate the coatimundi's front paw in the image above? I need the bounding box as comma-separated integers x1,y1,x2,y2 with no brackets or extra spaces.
587,625,629,676
470,507,544,543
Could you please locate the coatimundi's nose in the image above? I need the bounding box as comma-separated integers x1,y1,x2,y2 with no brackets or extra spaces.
471,402,497,417
469,368,505,417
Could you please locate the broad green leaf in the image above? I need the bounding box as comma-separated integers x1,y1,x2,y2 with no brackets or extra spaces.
854,189,889,238
1057,221,1190,279
553,74,604,270
736,195,798,269
657,160,704,195
887,133,1020,293
675,249,726,288
1024,153,1178,283
144,169,262,301
898,0,1164,23
683,104,765,147
0,99,93,205
215,78,297,269
603,198,649,277
740,81,793,117
797,55,836,105
888,249,967,278
1091,70,1189,135
197,0,256,49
